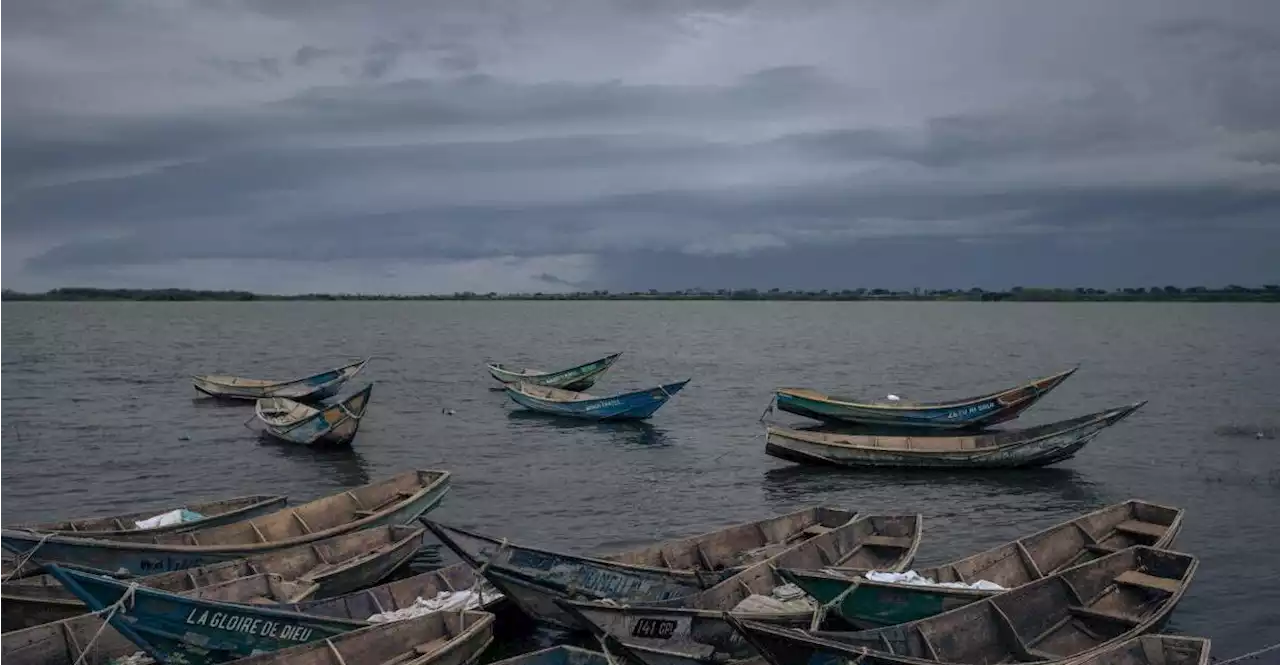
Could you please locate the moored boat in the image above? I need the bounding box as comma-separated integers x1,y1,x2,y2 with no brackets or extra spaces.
1,611,139,665
288,561,505,618
773,368,1077,428
1067,635,1209,665
7,494,287,538
561,514,921,664
487,353,622,391
2,525,424,631
765,402,1146,469
193,359,369,402
780,499,1184,628
254,384,374,446
729,545,1198,665
222,611,493,665
1,470,450,576
425,506,859,630
505,380,690,421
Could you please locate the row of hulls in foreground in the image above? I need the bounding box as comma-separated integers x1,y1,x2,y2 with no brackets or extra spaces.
3,494,1204,665
489,352,690,421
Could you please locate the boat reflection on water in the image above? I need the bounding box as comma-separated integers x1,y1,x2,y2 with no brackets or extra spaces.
255,433,372,488
505,410,672,447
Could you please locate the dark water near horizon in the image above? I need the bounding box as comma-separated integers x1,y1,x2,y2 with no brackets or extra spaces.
3,302,1279,657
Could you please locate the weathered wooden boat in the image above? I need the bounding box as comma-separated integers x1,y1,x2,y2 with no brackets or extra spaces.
45,565,359,665
193,358,369,402
780,499,1184,629
288,561,505,619
1,470,450,576
765,402,1146,469
254,384,374,446
773,368,1077,428
223,611,493,665
7,495,289,539
425,506,859,630
487,353,623,391
1,611,139,665
728,545,1198,665
505,380,690,421
1067,635,1209,665
560,514,921,664
488,646,612,665
2,525,424,632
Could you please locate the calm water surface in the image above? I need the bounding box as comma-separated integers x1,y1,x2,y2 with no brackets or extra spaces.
3,302,1278,655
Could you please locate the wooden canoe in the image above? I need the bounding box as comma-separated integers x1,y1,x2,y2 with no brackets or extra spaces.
2,525,424,632
424,506,859,629
193,359,369,402
7,494,287,538
729,545,1198,665
0,470,450,576
255,384,374,446
765,402,1146,469
505,380,690,421
560,515,921,664
487,646,613,665
487,353,623,391
774,368,1077,428
287,561,505,619
780,499,1184,628
1067,635,1209,665
1,611,140,665
222,611,493,665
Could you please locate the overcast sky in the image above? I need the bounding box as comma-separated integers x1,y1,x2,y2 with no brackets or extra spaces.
4,0,1278,294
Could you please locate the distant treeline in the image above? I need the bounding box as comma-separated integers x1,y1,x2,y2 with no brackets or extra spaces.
4,285,1278,302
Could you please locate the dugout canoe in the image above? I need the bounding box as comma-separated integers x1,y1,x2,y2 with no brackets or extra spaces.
773,368,1077,428
6,494,287,538
780,499,1184,628
560,514,921,664
505,380,690,421
729,545,1198,665
0,470,450,576
425,505,859,630
254,384,374,446
193,359,369,402
1067,635,1209,665
487,353,622,391
2,525,424,632
765,402,1146,469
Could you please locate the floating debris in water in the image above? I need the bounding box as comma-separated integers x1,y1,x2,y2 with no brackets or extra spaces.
1214,425,1276,440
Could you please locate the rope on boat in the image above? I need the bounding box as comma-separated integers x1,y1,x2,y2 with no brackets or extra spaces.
3,531,54,582
758,395,776,422
1218,642,1280,664
72,582,140,665
599,638,620,665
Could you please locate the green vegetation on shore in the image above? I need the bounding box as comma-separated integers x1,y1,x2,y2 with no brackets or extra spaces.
4,285,1278,302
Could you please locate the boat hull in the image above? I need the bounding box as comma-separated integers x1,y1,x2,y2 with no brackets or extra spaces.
46,566,365,665
193,359,368,403
487,353,622,391
765,403,1145,469
774,368,1077,428
256,384,373,447
1,473,450,576
10,495,288,538
506,380,690,421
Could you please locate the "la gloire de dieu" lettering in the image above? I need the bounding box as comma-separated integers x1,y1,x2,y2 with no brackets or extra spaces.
184,609,315,642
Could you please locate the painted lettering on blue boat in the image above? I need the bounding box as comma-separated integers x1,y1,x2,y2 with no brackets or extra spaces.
139,556,211,573
943,401,997,421
508,548,558,571
184,608,314,642
584,399,623,411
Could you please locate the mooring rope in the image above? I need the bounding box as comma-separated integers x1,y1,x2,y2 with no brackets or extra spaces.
3,531,54,582
1217,642,1280,664
72,582,140,665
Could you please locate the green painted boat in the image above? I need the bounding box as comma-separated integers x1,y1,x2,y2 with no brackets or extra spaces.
778,498,1184,628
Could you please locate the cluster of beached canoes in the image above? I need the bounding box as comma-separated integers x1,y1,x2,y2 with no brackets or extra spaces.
2,478,1212,665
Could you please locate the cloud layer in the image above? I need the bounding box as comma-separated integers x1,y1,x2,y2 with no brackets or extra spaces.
4,0,1279,292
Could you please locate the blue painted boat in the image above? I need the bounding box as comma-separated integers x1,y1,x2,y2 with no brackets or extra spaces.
488,646,612,665
1,470,450,576
505,380,690,421
487,353,622,391
46,565,367,665
773,367,1077,429
424,506,858,630
193,358,370,402
222,611,494,665
254,384,374,446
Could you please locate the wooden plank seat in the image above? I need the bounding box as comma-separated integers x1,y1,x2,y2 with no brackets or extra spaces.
1114,520,1167,540
1114,570,1180,594
1067,605,1142,627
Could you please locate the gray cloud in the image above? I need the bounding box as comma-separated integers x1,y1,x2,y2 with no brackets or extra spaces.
3,0,1279,293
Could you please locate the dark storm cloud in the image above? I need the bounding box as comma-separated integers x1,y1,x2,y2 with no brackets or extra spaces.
3,0,1279,292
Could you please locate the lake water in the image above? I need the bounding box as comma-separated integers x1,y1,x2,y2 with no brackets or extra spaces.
2,302,1278,657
